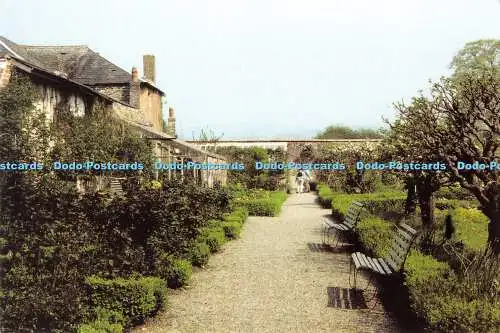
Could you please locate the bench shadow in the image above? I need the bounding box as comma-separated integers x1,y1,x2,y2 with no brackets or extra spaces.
307,242,354,253
327,287,368,309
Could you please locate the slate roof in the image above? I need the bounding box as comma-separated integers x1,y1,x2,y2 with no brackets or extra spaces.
0,36,163,92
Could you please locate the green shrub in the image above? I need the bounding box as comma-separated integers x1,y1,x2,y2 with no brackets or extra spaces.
200,226,226,253
436,184,476,200
435,198,478,210
403,251,499,332
330,191,405,221
222,207,248,225
232,190,287,217
404,250,451,287
222,221,242,239
155,254,193,289
356,215,394,257
450,208,489,251
190,241,211,267
77,321,123,333
77,308,125,333
317,184,334,208
85,275,167,326
239,191,287,216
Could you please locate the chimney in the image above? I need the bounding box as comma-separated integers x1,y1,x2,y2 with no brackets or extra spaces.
129,67,140,108
143,55,155,83
166,107,176,136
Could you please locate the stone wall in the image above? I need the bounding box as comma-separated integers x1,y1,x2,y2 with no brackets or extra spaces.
93,84,130,104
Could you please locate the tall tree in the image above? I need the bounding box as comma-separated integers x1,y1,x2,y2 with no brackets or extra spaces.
391,69,499,253
450,39,500,79
385,99,451,228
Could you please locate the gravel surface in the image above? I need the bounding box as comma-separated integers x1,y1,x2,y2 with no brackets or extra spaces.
135,193,409,333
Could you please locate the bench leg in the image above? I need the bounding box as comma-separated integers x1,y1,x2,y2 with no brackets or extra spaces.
349,260,358,290
321,225,329,244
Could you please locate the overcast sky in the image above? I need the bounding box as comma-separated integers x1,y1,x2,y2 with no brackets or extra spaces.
1,0,499,139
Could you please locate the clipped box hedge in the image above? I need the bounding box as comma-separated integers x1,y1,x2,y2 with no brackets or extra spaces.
190,240,211,267
77,308,125,333
317,184,334,208
330,191,406,221
85,275,167,327
356,215,394,257
199,225,226,253
155,254,193,289
239,191,287,216
224,206,249,223
404,251,499,333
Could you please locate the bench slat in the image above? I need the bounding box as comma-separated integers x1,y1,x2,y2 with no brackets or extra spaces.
393,234,411,252
377,258,393,274
384,256,399,272
388,248,404,266
399,222,417,236
367,256,385,275
396,228,413,243
331,223,349,231
352,252,362,269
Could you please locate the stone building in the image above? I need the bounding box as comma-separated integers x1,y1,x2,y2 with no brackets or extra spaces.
0,36,227,188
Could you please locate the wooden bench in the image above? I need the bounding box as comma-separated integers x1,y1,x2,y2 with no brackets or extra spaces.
349,222,418,291
322,201,364,246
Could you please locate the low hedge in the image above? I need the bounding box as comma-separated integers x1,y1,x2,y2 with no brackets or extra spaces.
78,320,123,333
85,275,167,327
330,191,406,221
450,208,489,252
199,226,226,253
317,184,334,208
155,254,193,289
224,206,249,223
435,184,476,201
239,191,287,216
190,241,211,267
435,198,478,210
356,215,394,257
77,308,125,333
404,251,499,332
222,221,242,239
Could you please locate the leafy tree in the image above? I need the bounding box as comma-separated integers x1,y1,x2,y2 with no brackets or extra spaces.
314,142,382,193
451,39,500,79
385,98,452,228
315,125,383,139
390,68,499,253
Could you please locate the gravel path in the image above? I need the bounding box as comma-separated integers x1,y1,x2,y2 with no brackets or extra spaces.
135,193,407,333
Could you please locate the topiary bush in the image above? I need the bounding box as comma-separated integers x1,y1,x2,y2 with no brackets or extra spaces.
85,275,167,327
189,241,211,267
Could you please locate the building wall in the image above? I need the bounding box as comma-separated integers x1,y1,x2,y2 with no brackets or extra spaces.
33,82,93,121
139,86,163,132
93,84,130,105
0,59,12,88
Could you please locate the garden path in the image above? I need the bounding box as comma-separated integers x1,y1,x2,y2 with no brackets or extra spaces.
135,192,410,333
